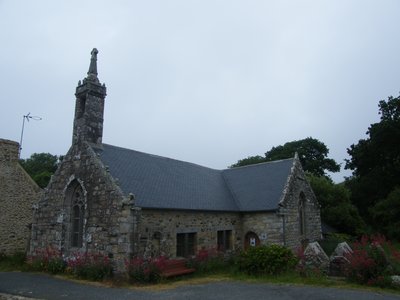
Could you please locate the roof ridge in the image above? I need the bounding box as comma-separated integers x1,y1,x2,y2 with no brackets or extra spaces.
101,143,221,171
224,157,294,171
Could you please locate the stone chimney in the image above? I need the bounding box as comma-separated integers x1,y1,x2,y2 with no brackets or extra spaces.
0,139,19,162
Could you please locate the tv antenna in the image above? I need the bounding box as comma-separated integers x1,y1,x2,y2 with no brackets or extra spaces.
19,112,42,157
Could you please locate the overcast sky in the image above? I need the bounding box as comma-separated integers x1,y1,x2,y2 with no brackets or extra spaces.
1,0,399,182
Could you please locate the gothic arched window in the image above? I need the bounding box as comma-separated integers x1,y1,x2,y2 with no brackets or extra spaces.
71,185,85,248
299,192,306,236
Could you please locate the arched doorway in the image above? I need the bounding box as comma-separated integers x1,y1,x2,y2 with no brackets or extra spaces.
244,231,260,250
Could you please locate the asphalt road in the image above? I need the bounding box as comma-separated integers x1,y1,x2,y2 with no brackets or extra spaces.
0,272,399,300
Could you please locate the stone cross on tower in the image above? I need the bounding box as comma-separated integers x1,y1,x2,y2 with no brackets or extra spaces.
72,48,107,146
87,48,99,82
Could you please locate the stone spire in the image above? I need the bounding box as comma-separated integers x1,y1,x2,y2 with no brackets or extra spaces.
86,48,99,83
72,48,107,146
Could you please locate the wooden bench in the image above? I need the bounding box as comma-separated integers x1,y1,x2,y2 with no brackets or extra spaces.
161,259,195,278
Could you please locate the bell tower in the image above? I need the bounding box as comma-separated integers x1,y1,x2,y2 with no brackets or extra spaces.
72,48,107,145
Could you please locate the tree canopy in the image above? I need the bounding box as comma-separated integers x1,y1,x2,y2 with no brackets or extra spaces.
229,155,266,168
265,138,340,177
307,174,364,235
345,95,400,238
231,137,340,177
19,153,61,188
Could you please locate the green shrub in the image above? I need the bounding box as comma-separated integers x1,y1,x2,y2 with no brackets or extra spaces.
0,252,27,271
237,245,298,276
319,233,354,256
0,252,6,262
47,257,67,274
27,247,65,274
7,252,26,265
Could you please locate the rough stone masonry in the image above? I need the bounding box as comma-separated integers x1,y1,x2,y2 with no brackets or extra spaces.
0,139,42,255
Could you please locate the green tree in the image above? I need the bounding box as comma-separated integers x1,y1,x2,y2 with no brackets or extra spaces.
371,187,400,239
265,138,340,177
230,137,340,177
307,174,365,235
19,153,61,188
345,95,400,235
230,155,266,168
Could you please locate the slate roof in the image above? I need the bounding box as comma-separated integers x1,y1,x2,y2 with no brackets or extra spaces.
222,159,294,211
93,143,294,212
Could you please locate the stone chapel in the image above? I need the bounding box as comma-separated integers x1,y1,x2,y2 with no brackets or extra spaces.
30,49,322,270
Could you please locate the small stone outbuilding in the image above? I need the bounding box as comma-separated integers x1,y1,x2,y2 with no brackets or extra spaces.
0,139,42,255
30,49,322,270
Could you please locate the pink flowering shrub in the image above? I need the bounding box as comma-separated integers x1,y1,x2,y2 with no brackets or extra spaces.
345,235,400,287
27,247,65,274
67,252,113,281
125,256,167,283
188,247,228,273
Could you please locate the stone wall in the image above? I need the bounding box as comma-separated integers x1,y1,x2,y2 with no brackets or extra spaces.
0,139,42,255
279,157,322,250
137,209,243,257
234,158,322,252
242,212,284,246
128,157,322,258
30,142,132,269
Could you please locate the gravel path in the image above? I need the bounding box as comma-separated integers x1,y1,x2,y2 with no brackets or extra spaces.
0,272,399,300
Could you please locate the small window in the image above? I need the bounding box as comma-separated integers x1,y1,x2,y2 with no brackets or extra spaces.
176,232,196,257
77,96,86,118
217,230,232,252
